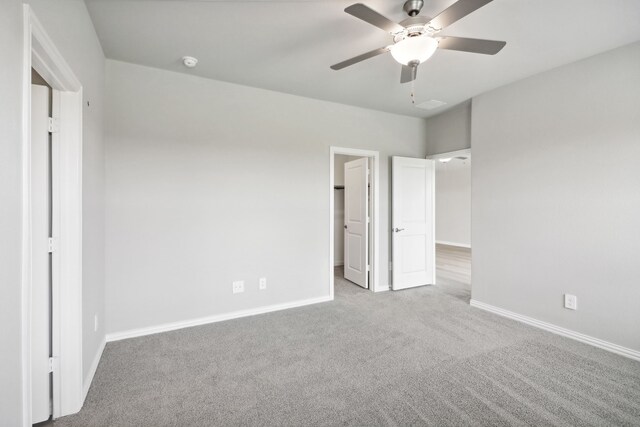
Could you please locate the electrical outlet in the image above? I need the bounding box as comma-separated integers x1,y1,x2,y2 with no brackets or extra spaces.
564,294,577,310
232,280,245,294
259,277,267,290
94,314,98,332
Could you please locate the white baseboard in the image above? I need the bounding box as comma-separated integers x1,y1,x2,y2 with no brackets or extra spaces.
436,240,471,249
82,337,106,402
106,295,333,343
470,299,640,361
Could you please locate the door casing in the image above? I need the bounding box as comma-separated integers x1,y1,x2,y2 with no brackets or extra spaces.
22,5,84,424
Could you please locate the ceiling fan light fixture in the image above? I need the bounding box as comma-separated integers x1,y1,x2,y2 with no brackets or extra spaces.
390,35,438,65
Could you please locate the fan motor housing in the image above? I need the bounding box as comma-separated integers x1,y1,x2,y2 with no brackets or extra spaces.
394,16,434,43
403,0,424,17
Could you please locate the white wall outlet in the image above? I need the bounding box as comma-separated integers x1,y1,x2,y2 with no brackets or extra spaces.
94,314,98,332
232,280,245,294
564,294,577,310
259,277,267,290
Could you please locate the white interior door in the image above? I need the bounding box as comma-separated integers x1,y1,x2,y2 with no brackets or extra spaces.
391,156,435,290
344,158,368,288
31,84,52,423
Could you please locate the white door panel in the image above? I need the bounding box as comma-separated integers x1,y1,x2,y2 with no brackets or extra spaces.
344,158,368,288
392,156,435,290
31,84,52,423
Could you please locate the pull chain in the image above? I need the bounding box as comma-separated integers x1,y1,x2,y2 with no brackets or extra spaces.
410,79,416,105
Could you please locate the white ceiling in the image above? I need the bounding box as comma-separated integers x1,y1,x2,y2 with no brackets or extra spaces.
85,0,640,118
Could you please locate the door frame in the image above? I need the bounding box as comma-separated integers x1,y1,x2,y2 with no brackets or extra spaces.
329,147,381,295
22,5,84,424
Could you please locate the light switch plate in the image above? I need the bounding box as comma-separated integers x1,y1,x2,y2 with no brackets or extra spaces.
564,294,577,310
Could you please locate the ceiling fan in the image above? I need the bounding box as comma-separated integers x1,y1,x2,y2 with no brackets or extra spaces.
330,0,506,83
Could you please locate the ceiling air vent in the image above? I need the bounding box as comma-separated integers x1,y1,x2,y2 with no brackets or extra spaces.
415,99,446,110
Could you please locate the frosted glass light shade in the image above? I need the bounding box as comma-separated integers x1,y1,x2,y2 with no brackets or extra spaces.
390,36,438,65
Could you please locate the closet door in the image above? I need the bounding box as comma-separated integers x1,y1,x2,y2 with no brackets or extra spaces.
344,158,368,288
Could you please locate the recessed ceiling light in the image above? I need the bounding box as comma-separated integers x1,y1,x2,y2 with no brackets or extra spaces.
182,56,198,68
439,158,452,163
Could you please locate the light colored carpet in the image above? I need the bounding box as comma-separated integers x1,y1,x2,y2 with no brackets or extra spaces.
53,268,640,426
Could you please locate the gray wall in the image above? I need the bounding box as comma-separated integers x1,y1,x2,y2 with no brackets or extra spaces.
472,42,640,351
436,160,471,247
0,0,26,423
425,100,471,155
104,60,428,334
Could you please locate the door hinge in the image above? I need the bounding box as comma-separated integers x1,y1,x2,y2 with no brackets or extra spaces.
48,237,57,253
48,117,59,133
389,261,393,271
48,357,55,373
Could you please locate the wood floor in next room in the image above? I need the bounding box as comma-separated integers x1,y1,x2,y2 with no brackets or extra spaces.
436,243,471,285
434,243,472,302
335,243,472,297
53,245,640,426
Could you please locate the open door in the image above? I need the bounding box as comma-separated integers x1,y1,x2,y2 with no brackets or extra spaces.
31,84,53,423
391,156,435,290
344,158,369,288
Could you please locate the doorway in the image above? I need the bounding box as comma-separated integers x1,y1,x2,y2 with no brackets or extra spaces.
329,147,380,297
427,149,472,299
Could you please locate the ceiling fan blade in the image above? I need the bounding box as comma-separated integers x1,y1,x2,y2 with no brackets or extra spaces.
344,3,405,34
400,64,417,83
427,0,493,30
330,46,390,70
438,36,506,55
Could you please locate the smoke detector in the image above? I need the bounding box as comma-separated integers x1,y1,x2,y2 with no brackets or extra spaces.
182,56,198,68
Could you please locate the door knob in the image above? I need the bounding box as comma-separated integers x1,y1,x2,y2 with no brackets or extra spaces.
344,225,348,229
393,228,405,232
